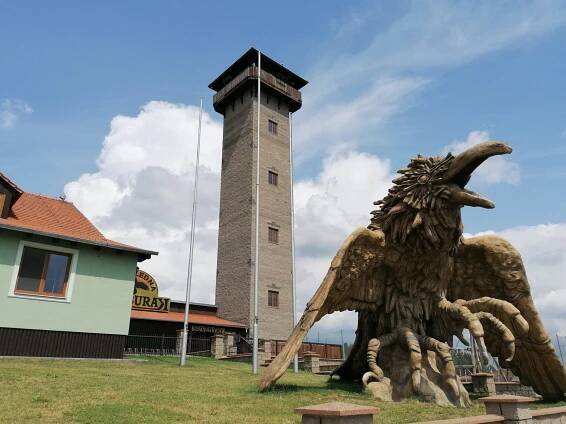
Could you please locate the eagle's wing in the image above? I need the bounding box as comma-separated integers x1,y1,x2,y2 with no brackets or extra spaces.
258,227,387,390
449,235,566,400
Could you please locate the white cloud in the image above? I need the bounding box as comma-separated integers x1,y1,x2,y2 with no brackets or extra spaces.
294,149,392,257
64,101,565,346
65,101,223,302
65,174,125,219
444,130,521,185
65,104,393,340
0,99,33,128
465,223,566,337
293,149,394,340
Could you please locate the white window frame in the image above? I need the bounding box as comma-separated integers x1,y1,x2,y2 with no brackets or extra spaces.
8,240,79,303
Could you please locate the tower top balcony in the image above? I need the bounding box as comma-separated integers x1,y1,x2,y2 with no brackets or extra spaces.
208,47,308,114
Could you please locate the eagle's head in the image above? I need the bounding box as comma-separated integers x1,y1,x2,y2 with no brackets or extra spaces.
369,141,512,253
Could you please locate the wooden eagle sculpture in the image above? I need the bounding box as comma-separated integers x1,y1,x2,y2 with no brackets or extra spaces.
259,141,566,406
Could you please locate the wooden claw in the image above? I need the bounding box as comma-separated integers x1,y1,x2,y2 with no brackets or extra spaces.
365,336,389,382
475,311,516,362
400,328,422,394
462,297,529,337
439,297,484,339
514,314,530,336
505,341,516,362
418,334,460,399
446,378,460,399
362,371,381,387
412,370,421,393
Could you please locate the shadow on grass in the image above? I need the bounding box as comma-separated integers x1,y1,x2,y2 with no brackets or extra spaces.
259,379,365,396
325,378,365,394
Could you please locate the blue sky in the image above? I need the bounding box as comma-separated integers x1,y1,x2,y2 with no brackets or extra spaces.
2,1,566,337
1,0,352,189
3,1,566,231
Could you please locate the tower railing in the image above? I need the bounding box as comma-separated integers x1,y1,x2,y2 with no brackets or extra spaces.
213,66,302,107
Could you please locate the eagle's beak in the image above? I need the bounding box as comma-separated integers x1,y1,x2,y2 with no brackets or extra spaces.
443,141,512,209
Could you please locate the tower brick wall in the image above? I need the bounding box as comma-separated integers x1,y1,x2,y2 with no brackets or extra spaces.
210,49,307,341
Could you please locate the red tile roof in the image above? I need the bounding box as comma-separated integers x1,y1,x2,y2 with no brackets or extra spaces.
0,174,156,259
130,309,247,328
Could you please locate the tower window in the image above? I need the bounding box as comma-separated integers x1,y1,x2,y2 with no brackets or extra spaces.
268,290,279,307
268,171,278,186
268,120,278,135
268,227,279,244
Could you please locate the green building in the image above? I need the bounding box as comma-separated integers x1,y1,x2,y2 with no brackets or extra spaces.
0,173,157,358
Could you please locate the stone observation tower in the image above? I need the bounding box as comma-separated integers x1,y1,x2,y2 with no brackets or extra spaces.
209,48,308,340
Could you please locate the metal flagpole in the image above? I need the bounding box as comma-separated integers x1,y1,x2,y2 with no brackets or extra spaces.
289,111,298,373
252,51,262,374
340,329,344,359
556,334,564,365
180,97,203,367
470,336,477,373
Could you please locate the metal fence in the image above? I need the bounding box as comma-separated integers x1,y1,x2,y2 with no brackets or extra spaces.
271,340,343,360
236,335,253,355
451,347,518,383
124,334,212,357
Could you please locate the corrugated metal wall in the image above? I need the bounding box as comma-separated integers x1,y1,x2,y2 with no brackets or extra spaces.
0,327,125,358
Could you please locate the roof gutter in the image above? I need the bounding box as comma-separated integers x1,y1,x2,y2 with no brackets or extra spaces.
0,223,158,262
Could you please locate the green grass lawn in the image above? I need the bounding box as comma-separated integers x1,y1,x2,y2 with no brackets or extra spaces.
0,356,497,423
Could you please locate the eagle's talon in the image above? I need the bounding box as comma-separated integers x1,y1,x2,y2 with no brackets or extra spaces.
446,377,460,399
460,297,529,336
473,311,516,362
417,334,459,398
364,330,460,398
411,369,422,394
439,298,485,341
362,371,381,387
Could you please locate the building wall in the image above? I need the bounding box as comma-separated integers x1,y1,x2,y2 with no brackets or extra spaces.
215,87,255,327
215,84,295,341
0,229,138,335
255,90,293,341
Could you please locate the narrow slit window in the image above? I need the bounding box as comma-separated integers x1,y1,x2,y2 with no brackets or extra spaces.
268,171,278,186
268,120,278,135
268,290,279,307
268,227,279,244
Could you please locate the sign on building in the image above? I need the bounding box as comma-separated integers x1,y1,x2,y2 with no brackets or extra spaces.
132,269,170,312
